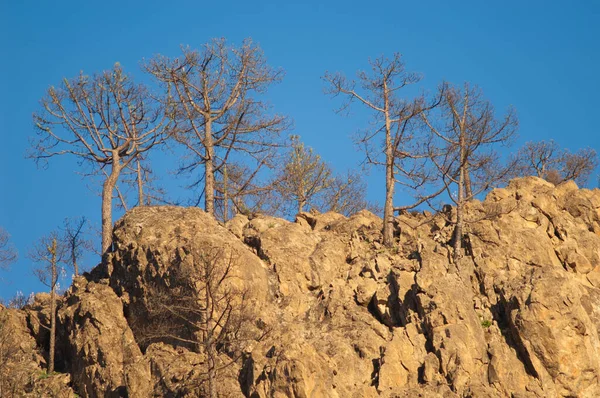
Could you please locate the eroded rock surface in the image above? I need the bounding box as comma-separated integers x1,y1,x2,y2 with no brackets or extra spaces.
4,177,600,397
0,304,74,397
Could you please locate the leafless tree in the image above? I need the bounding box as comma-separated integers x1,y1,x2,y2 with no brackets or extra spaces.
514,140,597,186
214,161,277,222
145,38,290,217
134,158,169,206
422,82,518,261
1,291,33,309
138,245,263,397
323,170,376,216
31,63,172,254
324,54,442,246
61,217,93,277
272,136,333,215
29,232,66,373
116,154,170,208
266,137,376,218
0,228,17,270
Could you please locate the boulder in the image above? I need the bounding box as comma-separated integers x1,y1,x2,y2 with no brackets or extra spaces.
58,279,151,398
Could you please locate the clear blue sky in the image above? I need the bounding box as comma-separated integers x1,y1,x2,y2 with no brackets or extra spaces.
1,0,599,300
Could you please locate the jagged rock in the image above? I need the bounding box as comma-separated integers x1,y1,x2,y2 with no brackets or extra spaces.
372,274,404,327
422,352,442,384
329,209,383,236
107,206,271,332
244,213,290,237
0,305,74,397
25,292,53,349
486,331,540,397
587,266,600,287
225,213,249,239
417,273,490,395
11,177,600,397
296,210,346,231
29,373,74,398
355,278,378,306
146,343,243,397
58,279,151,398
500,268,600,397
253,221,321,297
378,324,427,391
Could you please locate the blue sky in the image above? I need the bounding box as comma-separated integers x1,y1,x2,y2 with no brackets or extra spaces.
1,0,599,300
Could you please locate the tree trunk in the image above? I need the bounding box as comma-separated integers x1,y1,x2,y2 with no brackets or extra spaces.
49,239,57,373
464,162,473,199
298,198,305,214
382,82,395,247
223,164,229,222
205,267,217,398
101,155,121,254
136,158,144,206
453,132,466,263
71,243,78,277
453,179,464,263
207,341,217,398
49,284,56,373
205,120,215,216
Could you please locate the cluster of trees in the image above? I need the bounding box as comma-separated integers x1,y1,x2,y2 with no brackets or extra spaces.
28,38,598,257
323,56,597,254
512,140,598,186
0,38,597,391
28,39,375,255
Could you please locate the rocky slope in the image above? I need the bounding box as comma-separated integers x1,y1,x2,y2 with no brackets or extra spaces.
3,177,600,397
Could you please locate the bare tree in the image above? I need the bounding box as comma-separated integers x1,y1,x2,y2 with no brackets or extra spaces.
214,161,275,221
29,232,66,373
265,137,376,218
323,170,374,217
0,228,17,270
422,82,518,261
31,63,172,254
514,140,597,186
145,38,290,216
272,136,333,216
324,54,441,246
134,157,169,206
3,291,32,309
562,149,598,185
61,217,93,277
138,245,262,397
117,155,170,208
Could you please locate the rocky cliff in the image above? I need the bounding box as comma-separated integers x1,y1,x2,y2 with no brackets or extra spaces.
3,177,600,397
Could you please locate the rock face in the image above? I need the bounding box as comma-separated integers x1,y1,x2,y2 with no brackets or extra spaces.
4,177,600,397
0,304,74,397
58,278,151,398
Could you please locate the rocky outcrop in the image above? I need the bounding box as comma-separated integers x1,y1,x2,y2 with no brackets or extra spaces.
146,343,243,397
58,278,151,398
3,177,600,397
0,304,74,397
